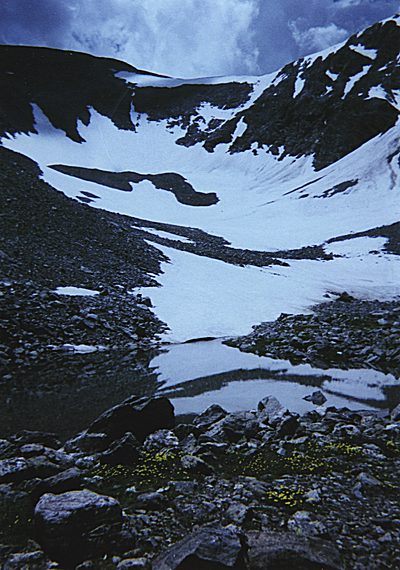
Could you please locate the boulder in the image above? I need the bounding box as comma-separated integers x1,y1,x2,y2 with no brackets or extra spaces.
0,484,32,528
0,454,62,484
201,412,259,444
33,467,84,499
34,489,123,565
135,491,169,511
153,526,248,569
390,403,400,421
64,431,110,454
143,430,179,453
3,550,50,570
193,405,228,431
88,397,175,442
257,397,286,425
247,531,343,569
117,559,151,569
303,391,327,406
10,431,61,449
181,455,214,475
0,457,31,483
277,414,300,437
100,433,140,466
0,439,17,460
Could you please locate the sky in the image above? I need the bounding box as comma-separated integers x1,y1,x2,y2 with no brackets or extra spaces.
1,0,399,77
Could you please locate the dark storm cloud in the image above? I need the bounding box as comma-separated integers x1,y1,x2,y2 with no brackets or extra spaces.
1,0,74,46
0,0,399,76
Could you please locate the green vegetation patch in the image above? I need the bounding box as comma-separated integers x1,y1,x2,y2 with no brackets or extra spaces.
223,440,364,480
91,449,191,494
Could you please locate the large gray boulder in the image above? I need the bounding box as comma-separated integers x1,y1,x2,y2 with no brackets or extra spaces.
153,526,248,569
34,489,123,566
88,397,175,442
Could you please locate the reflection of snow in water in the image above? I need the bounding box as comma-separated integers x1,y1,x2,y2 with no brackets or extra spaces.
152,339,399,415
172,379,368,416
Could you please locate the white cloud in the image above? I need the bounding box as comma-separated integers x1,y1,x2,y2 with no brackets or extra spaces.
289,20,349,53
2,0,399,76
68,0,260,77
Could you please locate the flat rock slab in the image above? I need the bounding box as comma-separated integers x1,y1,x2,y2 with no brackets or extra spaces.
247,531,343,570
153,526,247,569
35,489,123,565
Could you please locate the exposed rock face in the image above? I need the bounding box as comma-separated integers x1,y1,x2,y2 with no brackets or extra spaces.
88,397,175,442
0,45,159,140
202,18,400,169
34,490,123,565
152,526,248,570
49,165,219,207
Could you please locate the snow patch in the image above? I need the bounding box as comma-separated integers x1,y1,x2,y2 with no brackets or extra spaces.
59,344,106,353
349,45,378,60
293,73,306,98
144,228,194,243
343,66,370,97
55,287,100,296
324,237,388,257
326,70,339,82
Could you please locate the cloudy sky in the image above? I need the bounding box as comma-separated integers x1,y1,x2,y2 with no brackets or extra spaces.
1,0,399,77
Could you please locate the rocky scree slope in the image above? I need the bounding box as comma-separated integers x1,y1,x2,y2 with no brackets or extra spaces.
0,147,168,376
0,395,399,569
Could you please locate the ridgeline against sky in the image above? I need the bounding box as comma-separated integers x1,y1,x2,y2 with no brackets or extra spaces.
1,0,399,77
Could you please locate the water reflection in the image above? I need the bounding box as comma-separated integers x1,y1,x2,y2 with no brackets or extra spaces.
1,339,398,441
0,348,162,440
152,340,400,415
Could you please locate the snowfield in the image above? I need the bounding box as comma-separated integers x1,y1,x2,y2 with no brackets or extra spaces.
136,244,400,342
3,29,400,342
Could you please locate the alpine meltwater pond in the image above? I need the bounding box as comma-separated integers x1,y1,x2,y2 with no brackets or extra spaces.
153,340,400,416
1,340,398,440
